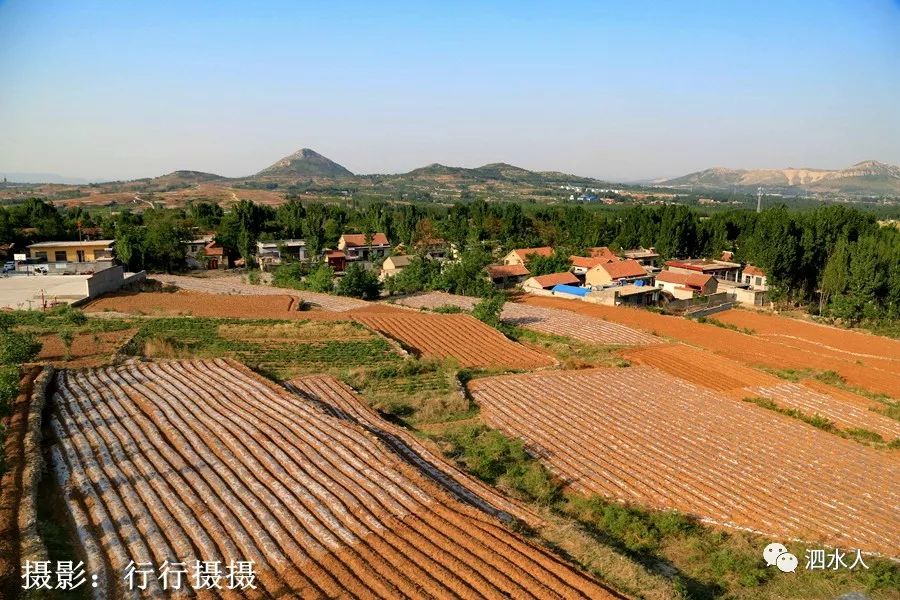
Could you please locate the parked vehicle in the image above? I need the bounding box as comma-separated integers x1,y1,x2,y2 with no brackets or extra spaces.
33,265,49,275
2,261,15,273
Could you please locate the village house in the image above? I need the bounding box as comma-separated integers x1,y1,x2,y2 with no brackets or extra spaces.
521,271,580,291
655,270,717,299
742,264,768,291
502,246,552,266
26,240,115,274
338,233,391,261
256,239,307,269
586,247,618,261
380,254,414,280
324,250,348,272
569,255,616,277
585,259,651,288
665,258,742,282
200,241,229,270
621,247,660,270
486,263,529,286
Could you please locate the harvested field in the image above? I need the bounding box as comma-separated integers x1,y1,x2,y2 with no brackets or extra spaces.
83,289,345,320
395,292,658,346
351,307,555,369
469,367,900,556
157,274,369,312
748,382,900,441
50,359,617,598
37,329,137,367
715,309,900,361
522,295,900,398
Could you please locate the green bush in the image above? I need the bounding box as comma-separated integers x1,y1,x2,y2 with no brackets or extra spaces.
0,330,42,365
336,263,381,299
445,424,561,504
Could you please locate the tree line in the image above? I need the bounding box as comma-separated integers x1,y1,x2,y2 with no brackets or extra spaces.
2,198,898,327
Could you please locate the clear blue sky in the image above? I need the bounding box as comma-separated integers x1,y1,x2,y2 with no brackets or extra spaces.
1,0,898,182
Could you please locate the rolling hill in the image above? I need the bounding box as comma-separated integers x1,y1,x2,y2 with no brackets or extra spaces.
660,160,900,195
254,148,354,179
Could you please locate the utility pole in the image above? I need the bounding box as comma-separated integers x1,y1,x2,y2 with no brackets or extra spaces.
756,187,763,213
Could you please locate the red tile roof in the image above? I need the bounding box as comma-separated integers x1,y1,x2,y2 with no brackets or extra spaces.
510,246,553,260
594,259,647,280
527,272,580,288
743,264,766,277
325,250,346,258
486,263,530,279
204,242,225,257
657,270,714,289
587,246,618,260
341,232,390,247
570,255,617,268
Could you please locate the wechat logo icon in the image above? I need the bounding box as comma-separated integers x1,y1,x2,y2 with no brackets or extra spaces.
763,543,798,573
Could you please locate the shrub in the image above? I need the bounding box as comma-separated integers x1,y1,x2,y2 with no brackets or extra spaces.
336,263,381,300
0,330,42,365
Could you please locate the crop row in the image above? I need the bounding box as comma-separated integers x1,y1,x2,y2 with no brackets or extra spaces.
50,359,616,598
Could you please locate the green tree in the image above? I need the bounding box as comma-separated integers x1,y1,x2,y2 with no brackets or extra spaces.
305,263,335,293
336,263,381,299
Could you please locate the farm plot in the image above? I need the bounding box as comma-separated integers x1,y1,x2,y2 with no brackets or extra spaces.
715,308,900,362
747,382,900,441
50,359,617,598
624,343,781,393
522,295,900,398
395,292,658,346
157,274,369,312
469,367,900,556
350,308,555,369
37,328,138,367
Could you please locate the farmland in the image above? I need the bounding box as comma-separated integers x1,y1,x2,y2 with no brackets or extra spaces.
49,359,617,598
468,367,900,556
126,317,404,380
394,292,659,346
350,306,555,369
522,295,900,398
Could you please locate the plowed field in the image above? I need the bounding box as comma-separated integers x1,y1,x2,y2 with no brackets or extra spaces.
747,382,900,441
469,367,900,556
158,274,368,311
715,309,900,361
84,290,347,320
350,308,555,369
522,295,900,398
395,292,658,346
37,329,138,366
50,359,617,598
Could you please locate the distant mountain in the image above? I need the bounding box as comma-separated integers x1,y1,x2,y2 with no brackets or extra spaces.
255,148,353,179
659,161,900,195
0,172,90,185
404,161,599,185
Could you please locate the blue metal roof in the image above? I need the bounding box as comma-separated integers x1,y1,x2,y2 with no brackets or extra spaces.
551,284,589,297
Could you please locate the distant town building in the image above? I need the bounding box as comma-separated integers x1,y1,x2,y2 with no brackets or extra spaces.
256,239,307,268
380,254,414,280
324,250,348,272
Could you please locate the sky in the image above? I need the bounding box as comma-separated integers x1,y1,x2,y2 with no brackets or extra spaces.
1,0,899,182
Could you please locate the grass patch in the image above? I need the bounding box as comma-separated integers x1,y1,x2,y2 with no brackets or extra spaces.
127,317,404,380
509,327,630,369
695,316,755,335
743,397,896,449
